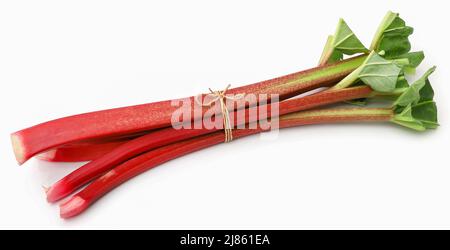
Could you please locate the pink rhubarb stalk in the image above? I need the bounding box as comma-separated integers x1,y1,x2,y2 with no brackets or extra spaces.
60,107,393,218
47,86,374,202
12,56,366,165
37,140,128,162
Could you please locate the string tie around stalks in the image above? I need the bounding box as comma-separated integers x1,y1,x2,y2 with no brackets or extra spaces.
195,84,244,142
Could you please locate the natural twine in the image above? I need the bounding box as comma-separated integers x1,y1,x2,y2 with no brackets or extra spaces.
195,84,244,142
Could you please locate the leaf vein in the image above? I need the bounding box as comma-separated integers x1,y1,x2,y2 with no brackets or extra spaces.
334,33,355,47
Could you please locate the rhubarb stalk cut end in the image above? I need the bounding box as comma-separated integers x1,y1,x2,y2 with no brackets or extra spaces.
59,196,88,219
11,134,26,165
46,182,71,203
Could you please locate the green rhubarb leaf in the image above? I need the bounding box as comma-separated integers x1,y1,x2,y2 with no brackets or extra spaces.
358,52,402,92
370,11,414,58
346,73,409,106
319,19,369,65
395,74,409,89
393,101,438,131
333,19,369,55
393,67,436,107
411,101,438,129
333,51,403,92
395,51,425,74
392,68,438,131
393,104,427,131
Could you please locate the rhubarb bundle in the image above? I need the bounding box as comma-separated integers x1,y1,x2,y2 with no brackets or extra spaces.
11,11,439,218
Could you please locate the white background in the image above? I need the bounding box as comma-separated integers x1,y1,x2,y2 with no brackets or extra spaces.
1,0,449,229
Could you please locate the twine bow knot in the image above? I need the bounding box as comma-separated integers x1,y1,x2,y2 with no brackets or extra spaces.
195,84,244,142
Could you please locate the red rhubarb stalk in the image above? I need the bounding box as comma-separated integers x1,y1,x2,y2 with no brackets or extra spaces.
37,140,127,162
59,107,393,218
59,63,440,218
12,56,366,165
46,86,374,202
37,134,148,162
